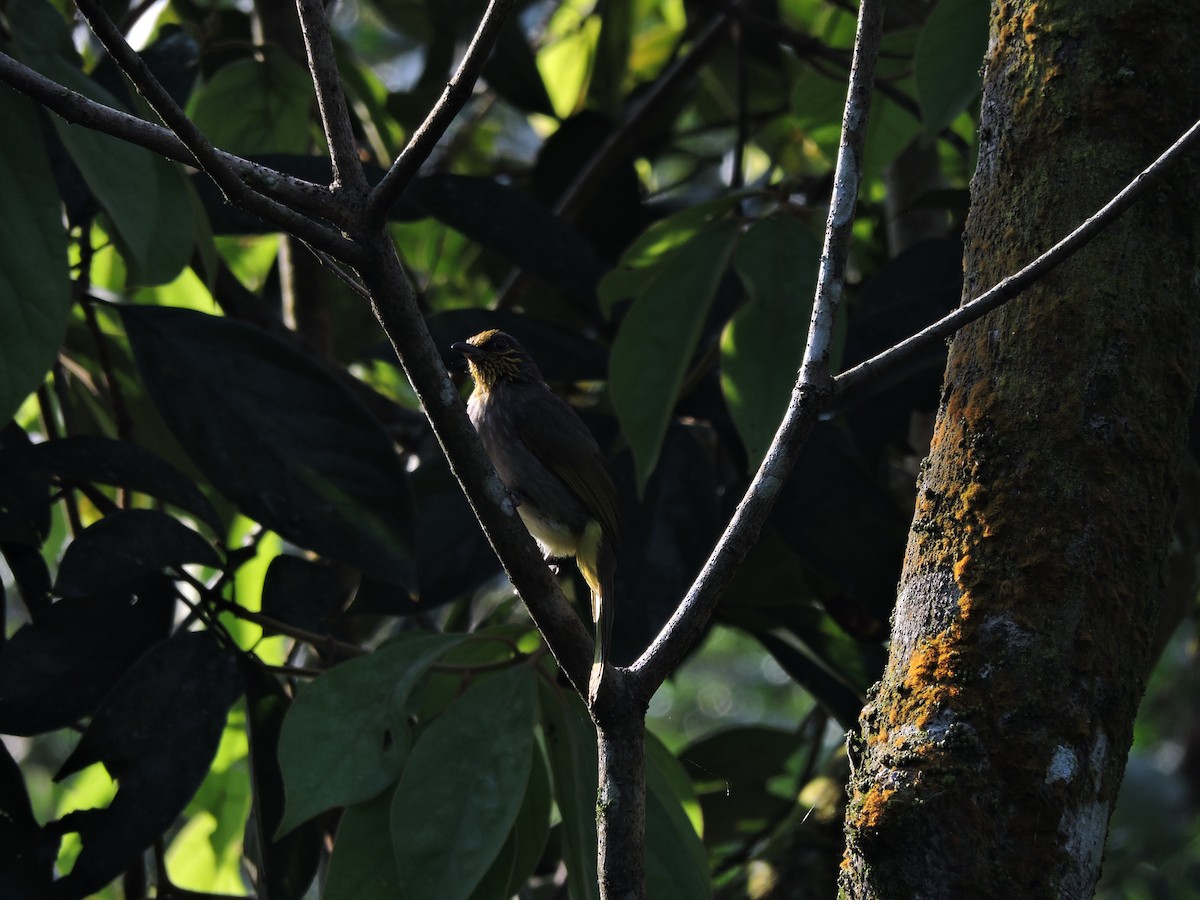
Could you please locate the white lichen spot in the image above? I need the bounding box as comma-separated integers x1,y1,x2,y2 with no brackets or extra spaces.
1046,745,1077,784
1057,801,1109,896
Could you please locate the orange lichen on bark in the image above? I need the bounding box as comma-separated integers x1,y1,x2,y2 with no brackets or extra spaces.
854,784,896,832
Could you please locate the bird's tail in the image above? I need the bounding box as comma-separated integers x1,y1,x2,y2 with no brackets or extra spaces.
578,525,616,699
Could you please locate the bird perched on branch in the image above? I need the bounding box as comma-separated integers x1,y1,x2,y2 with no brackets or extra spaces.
452,330,619,685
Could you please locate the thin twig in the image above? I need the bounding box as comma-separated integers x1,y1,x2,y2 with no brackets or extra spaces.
631,0,886,691
70,2,365,263
294,0,369,198
365,0,516,226
833,114,1200,400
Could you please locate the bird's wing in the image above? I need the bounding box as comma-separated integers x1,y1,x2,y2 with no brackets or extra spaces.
515,389,620,546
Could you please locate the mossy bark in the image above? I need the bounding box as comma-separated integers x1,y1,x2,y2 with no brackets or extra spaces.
840,1,1200,897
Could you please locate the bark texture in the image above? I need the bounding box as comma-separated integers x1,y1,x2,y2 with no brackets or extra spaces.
841,1,1200,897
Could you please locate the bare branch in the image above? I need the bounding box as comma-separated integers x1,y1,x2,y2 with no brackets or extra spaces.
0,50,340,221
72,0,364,264
631,0,886,690
365,0,516,226
295,0,369,198
834,114,1200,400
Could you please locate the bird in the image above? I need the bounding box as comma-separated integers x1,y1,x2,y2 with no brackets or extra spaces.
452,330,619,684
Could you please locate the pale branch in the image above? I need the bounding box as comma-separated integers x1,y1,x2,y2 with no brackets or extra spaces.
73,0,364,264
833,113,1200,401
0,50,338,221
631,0,886,691
365,0,516,226
295,0,369,199
354,234,596,696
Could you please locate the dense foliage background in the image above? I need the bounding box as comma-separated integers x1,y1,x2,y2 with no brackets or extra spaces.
1,0,1197,897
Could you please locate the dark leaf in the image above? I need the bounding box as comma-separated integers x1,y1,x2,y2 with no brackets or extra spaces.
915,0,989,136
92,25,199,109
276,633,465,836
0,740,54,896
54,510,221,598
537,681,598,900
612,425,721,665
405,175,606,301
482,18,556,116
242,661,321,900
261,555,352,636
0,543,52,621
0,84,71,425
120,305,415,586
0,423,52,546
51,630,242,899
0,575,175,736
645,734,710,899
324,789,400,900
24,436,222,531
391,665,536,900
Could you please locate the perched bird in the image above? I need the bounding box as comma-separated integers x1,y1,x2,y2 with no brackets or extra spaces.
452,330,619,677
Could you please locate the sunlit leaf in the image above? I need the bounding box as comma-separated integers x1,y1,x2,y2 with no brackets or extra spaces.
645,732,711,900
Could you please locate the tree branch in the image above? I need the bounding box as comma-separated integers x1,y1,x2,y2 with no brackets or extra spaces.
295,0,369,199
354,235,595,695
0,50,339,221
72,0,364,264
833,113,1200,400
365,0,516,226
631,0,886,691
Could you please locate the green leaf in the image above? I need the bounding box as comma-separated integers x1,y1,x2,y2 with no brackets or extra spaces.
645,733,711,900
120,305,416,585
54,510,221,598
324,790,401,900
609,218,740,490
276,633,464,836
8,0,193,285
391,665,537,900
188,49,316,155
0,85,70,425
915,0,989,137
538,681,598,900
724,215,821,470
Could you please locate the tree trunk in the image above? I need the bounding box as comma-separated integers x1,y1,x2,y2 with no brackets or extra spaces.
841,1,1200,897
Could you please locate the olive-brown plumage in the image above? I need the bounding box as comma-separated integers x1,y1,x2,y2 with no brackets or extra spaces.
452,330,619,672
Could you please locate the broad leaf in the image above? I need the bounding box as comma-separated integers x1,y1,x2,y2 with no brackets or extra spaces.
0,83,69,426
324,789,401,900
276,633,464,836
54,510,221,598
609,218,740,490
120,305,415,585
724,215,821,470
52,630,242,899
645,733,710,900
242,662,321,900
538,682,599,900
391,665,537,900
23,436,222,532
188,49,316,155
915,0,989,137
0,741,53,895
0,575,174,736
8,0,194,284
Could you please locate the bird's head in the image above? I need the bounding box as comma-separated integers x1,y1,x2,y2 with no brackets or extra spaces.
452,330,543,392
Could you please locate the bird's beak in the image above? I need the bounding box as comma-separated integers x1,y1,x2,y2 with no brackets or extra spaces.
451,341,480,358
